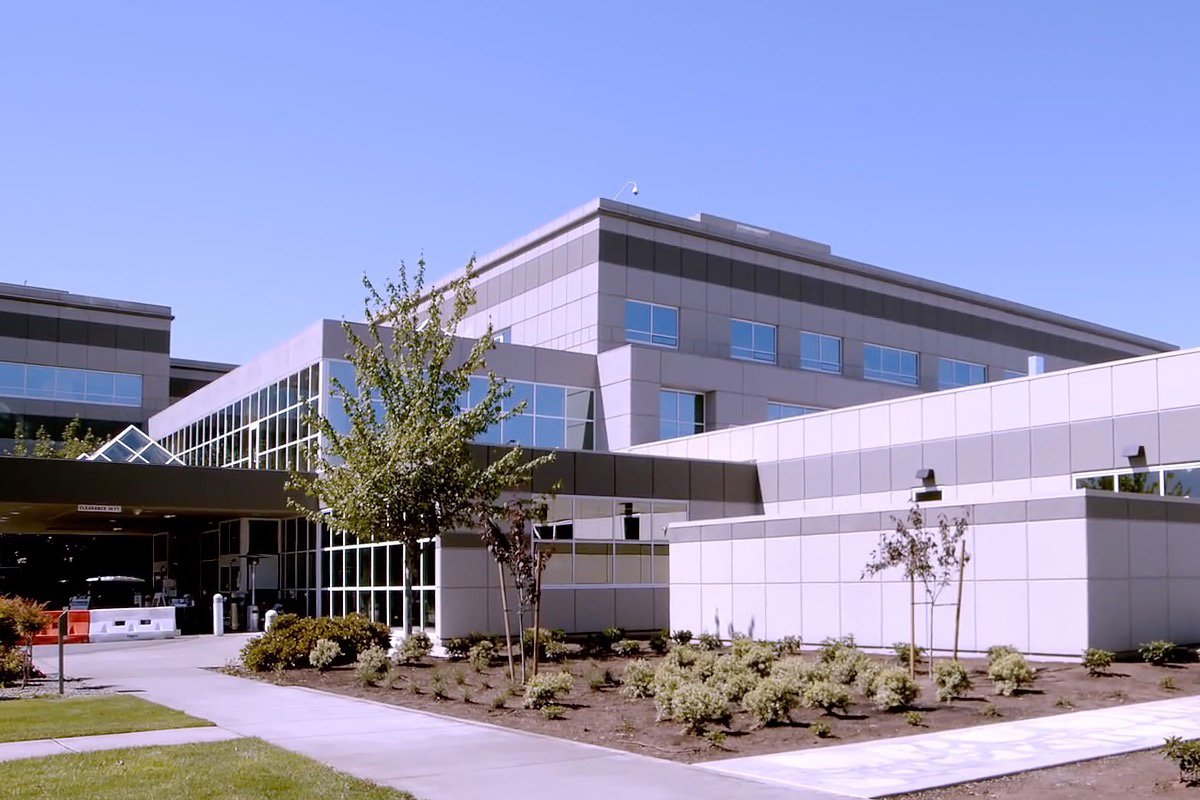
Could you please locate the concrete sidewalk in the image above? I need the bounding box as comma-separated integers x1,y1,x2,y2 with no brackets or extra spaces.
700,693,1200,797
0,725,241,763
33,637,847,800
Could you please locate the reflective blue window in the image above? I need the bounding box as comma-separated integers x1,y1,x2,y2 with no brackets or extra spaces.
937,358,987,389
625,300,678,347
0,361,141,407
730,319,776,363
659,389,705,440
767,402,823,420
863,344,919,386
800,332,842,373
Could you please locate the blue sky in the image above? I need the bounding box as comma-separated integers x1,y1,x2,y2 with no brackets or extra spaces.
2,2,1196,363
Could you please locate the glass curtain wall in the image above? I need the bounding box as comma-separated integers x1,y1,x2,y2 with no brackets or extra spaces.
159,363,321,470
324,533,436,630
278,517,319,616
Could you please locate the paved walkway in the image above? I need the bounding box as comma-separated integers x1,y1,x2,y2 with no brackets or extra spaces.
700,693,1200,797
0,725,241,763
32,637,847,800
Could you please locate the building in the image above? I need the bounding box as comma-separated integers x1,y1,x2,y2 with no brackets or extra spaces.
123,199,1187,652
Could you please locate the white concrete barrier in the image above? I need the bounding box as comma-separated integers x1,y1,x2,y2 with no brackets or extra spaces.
88,607,179,642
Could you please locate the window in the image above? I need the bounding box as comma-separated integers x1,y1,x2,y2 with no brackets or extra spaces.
625,300,678,348
730,319,776,363
492,328,512,344
659,389,705,440
0,361,142,407
800,332,842,374
938,358,987,389
1002,369,1026,380
461,375,595,450
767,402,823,420
864,344,919,386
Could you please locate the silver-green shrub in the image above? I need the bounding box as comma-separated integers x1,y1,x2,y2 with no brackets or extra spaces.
467,640,496,672
742,676,799,726
395,631,433,664
621,659,656,698
731,638,778,676
671,681,728,734
933,660,972,702
523,670,574,708
988,651,1035,696
308,638,342,673
354,645,390,685
613,639,642,657
802,679,851,714
705,655,761,703
651,663,689,720
870,667,920,711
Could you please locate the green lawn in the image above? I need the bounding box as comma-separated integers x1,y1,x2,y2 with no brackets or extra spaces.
0,738,414,800
0,695,210,743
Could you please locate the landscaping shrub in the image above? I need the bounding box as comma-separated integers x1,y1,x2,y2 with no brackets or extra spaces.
933,660,972,702
774,635,802,656
0,648,38,686
731,638,777,676
853,660,883,697
621,659,657,698
543,639,571,662
613,639,642,657
1161,676,1178,691
697,632,722,651
523,670,574,708
651,664,690,720
663,644,700,670
904,710,924,727
395,631,433,664
540,704,566,721
742,676,799,726
671,629,694,646
443,637,471,660
810,721,832,738
670,681,729,735
772,658,827,692
870,667,920,711
522,627,565,657
308,638,342,673
1162,736,1200,784
240,613,391,672
979,702,1001,717
468,640,496,672
354,645,390,686
817,635,857,664
1082,648,1115,676
892,641,924,665
986,644,1020,665
706,655,761,703
803,680,851,714
827,648,873,686
1140,640,1177,667
648,630,670,655
988,651,1036,696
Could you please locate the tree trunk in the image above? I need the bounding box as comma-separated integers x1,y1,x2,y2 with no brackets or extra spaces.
909,576,917,681
497,562,515,683
953,540,967,661
531,569,542,677
402,551,415,637
517,608,526,685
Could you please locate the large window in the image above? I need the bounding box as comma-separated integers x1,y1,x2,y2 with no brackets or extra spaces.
1075,465,1200,499
730,319,777,364
660,389,705,440
625,300,679,348
0,361,142,407
938,358,987,389
461,375,595,450
800,332,842,374
325,533,436,630
767,401,823,420
864,344,919,386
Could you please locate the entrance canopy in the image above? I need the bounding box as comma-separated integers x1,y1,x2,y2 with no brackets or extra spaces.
0,455,313,535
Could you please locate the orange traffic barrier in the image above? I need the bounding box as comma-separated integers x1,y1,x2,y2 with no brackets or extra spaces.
32,610,90,645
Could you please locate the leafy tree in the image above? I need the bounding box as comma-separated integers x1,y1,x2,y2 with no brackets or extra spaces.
862,505,969,680
289,259,551,635
9,417,100,459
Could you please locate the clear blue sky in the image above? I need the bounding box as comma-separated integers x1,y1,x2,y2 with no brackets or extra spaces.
2,2,1196,363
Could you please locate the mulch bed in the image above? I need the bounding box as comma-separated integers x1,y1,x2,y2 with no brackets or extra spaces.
242,649,1200,765
894,747,1200,799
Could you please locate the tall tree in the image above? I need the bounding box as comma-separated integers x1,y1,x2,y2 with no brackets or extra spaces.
289,258,552,635
8,417,100,459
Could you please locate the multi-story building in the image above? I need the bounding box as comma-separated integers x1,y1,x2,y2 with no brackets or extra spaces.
0,282,174,449
137,199,1182,648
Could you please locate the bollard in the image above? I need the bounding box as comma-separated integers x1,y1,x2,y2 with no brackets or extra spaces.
212,593,225,637
248,606,260,632
264,609,278,632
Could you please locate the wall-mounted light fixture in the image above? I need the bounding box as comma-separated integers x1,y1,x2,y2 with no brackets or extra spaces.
1120,444,1145,460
